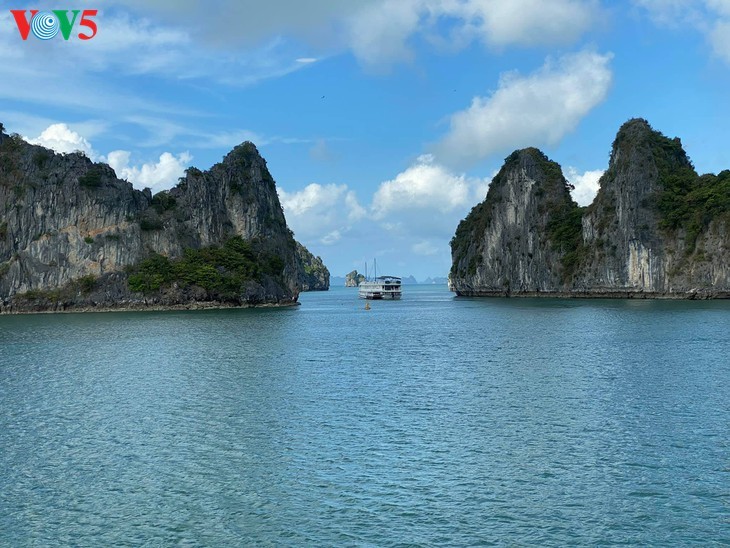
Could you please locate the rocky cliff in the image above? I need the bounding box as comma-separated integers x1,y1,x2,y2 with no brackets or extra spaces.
450,119,730,298
296,242,329,291
0,129,325,312
345,270,365,287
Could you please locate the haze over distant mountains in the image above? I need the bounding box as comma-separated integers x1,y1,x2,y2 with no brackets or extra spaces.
331,275,448,286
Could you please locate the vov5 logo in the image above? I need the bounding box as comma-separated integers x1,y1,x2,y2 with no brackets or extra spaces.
10,10,98,40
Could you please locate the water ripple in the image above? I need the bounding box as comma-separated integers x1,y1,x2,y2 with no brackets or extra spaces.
1,290,729,545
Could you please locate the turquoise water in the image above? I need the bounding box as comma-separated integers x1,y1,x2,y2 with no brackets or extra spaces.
1,286,728,546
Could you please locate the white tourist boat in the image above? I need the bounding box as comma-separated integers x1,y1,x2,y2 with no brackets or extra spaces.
358,275,402,300
357,259,402,300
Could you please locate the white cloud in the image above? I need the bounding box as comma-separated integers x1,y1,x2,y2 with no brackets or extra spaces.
73,0,599,75
105,0,380,48
0,10,319,142
372,154,487,218
31,12,315,87
106,150,192,191
321,230,343,245
369,154,491,259
457,0,600,48
348,0,600,67
0,0,603,154
26,124,96,157
709,19,730,62
349,0,423,67
435,50,613,168
345,191,368,222
279,155,489,273
566,167,604,206
278,183,367,244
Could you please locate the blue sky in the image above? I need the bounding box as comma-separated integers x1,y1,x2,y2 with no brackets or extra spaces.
2,1,730,279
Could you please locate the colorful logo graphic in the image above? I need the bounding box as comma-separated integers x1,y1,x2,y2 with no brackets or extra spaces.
10,10,98,40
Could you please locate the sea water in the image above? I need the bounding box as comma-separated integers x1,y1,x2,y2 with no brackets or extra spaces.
1,286,728,545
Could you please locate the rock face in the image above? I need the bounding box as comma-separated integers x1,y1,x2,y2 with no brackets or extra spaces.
345,270,365,287
450,119,730,298
296,242,329,291
0,130,325,312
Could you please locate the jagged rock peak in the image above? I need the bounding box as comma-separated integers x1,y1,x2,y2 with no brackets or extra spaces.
450,146,580,294
0,132,332,312
609,118,693,172
222,141,263,164
450,117,730,299
296,242,330,291
497,147,559,177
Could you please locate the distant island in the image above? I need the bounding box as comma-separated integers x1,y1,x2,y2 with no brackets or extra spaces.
450,119,729,299
344,270,366,287
333,272,448,286
0,128,329,313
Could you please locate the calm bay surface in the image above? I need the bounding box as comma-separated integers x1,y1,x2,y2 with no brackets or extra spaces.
1,285,728,546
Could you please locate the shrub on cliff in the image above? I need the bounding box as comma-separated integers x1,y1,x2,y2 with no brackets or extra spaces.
127,236,286,300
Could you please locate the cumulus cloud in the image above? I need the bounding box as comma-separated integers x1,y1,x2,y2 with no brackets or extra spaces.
279,155,491,274
23,123,191,191
461,0,600,47
349,0,424,66
106,150,192,191
370,154,491,253
372,154,487,218
278,183,367,245
0,0,603,149
349,0,600,67
37,0,599,79
435,50,613,168
566,167,604,206
26,124,96,157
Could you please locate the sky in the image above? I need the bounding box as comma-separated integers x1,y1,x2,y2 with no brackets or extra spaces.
2,1,730,279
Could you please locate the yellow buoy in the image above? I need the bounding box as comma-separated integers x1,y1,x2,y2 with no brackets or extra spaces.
365,302,371,310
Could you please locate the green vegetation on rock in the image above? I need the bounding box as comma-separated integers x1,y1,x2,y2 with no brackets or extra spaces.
79,166,104,188
451,148,585,280
0,131,312,311
151,192,177,214
127,236,286,298
646,130,730,249
139,217,164,231
14,274,97,305
450,118,730,297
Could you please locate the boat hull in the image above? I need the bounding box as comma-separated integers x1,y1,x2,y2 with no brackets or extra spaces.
358,276,402,300
358,292,401,300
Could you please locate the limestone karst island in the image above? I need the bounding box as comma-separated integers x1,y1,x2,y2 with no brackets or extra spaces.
1,118,728,313
0,128,328,313
450,119,729,299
